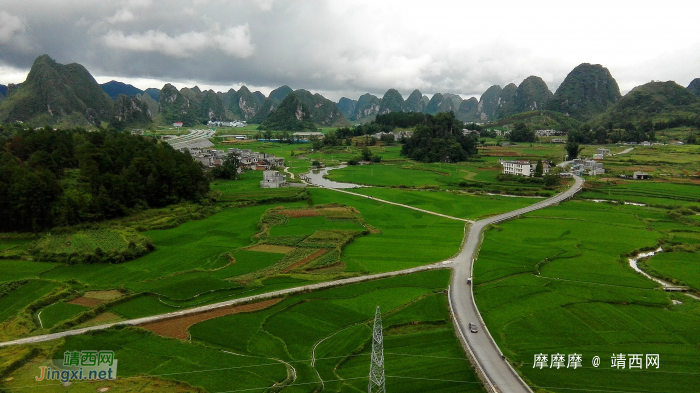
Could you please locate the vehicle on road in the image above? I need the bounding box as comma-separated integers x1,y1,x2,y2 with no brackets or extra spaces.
467,277,472,284
469,323,478,333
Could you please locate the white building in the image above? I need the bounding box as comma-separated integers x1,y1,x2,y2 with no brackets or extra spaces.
260,170,287,188
500,160,533,177
500,159,551,177
596,148,611,156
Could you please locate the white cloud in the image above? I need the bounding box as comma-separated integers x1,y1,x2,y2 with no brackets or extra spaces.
254,0,276,11
0,11,26,42
102,24,254,58
108,8,136,23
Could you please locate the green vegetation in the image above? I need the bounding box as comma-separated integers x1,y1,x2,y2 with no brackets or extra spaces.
39,301,89,329
645,252,700,291
496,76,553,119
0,127,209,232
350,187,537,220
310,188,463,272
0,55,113,127
580,180,700,208
0,280,63,323
30,229,153,264
474,200,700,392
259,91,317,131
485,110,583,132
190,270,484,392
591,81,700,130
401,112,478,163
548,63,622,122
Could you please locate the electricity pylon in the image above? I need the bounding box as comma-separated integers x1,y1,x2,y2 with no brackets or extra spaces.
368,306,385,393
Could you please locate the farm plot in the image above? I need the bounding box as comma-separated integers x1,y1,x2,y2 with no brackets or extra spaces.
49,328,289,393
40,203,305,288
190,269,484,393
309,188,464,273
645,252,700,291
474,201,700,393
580,180,700,207
140,298,282,339
0,280,63,323
351,187,537,220
38,301,89,329
0,259,59,282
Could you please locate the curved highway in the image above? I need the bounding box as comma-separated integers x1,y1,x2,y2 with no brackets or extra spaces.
450,175,584,393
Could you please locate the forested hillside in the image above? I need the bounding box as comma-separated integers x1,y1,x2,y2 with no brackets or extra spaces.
0,126,209,232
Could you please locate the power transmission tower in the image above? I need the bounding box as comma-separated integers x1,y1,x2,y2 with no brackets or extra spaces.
368,306,386,393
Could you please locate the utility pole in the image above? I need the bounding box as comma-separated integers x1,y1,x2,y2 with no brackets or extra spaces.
368,306,385,393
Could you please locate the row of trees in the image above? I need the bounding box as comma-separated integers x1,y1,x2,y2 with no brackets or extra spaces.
0,126,209,232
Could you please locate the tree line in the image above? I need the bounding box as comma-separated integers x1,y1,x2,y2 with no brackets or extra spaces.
0,125,209,232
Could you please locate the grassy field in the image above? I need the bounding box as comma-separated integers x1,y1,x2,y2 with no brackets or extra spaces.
474,200,700,393
600,144,700,177
39,301,89,329
645,252,700,291
0,270,483,393
0,280,63,323
0,260,59,282
580,179,700,207
190,269,485,393
309,188,464,272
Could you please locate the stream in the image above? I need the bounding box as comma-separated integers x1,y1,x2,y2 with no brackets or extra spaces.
301,166,365,189
628,247,700,302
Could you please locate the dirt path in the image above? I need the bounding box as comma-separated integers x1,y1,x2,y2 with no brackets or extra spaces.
325,188,474,223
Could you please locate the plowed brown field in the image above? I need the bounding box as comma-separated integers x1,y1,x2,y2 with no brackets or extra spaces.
140,298,282,339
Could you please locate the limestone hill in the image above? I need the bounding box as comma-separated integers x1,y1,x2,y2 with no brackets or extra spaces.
548,63,621,121
0,54,113,126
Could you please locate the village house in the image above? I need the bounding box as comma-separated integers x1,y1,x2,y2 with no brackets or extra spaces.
572,159,605,175
500,159,551,177
260,170,288,188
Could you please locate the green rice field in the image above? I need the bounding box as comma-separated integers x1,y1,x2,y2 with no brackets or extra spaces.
474,200,700,393
190,270,484,393
39,301,89,329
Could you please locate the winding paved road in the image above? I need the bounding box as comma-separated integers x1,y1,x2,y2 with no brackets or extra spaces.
449,175,584,393
1,173,583,393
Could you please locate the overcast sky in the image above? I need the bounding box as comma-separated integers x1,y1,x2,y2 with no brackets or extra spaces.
1,0,699,102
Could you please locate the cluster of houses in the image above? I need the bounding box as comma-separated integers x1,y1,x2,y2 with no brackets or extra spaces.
535,129,566,137
182,147,285,171
207,120,247,127
370,131,413,140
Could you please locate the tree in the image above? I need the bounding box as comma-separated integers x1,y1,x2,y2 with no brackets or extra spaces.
509,122,536,142
565,141,584,160
534,160,544,177
686,132,697,144
361,147,373,162
211,153,240,180
401,112,477,163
